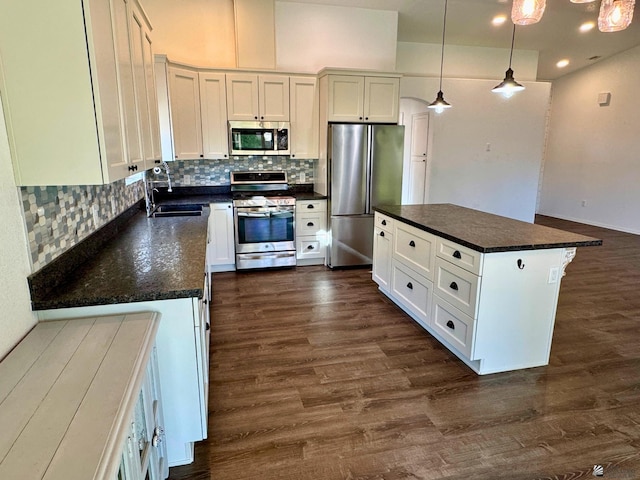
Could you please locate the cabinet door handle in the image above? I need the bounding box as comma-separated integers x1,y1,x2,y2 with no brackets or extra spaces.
453,250,462,259
154,160,161,164
449,282,459,291
409,240,416,247
381,219,386,226
406,282,413,290
446,320,455,330
380,231,385,237
307,204,314,209
307,222,314,227
205,322,210,331
203,299,208,304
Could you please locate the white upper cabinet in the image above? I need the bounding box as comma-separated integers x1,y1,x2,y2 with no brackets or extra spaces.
325,73,400,123
169,66,203,160
199,73,230,160
0,0,160,185
289,76,318,159
226,73,289,121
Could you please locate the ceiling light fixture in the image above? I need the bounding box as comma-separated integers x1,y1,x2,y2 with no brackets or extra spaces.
511,0,546,25
598,0,635,32
492,23,525,97
492,15,508,26
579,21,596,32
556,59,570,68
570,0,597,3
428,0,452,113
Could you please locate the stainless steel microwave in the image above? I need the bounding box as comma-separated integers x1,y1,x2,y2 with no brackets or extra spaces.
229,121,290,156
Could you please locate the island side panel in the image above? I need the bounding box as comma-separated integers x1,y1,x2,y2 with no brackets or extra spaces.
473,248,567,374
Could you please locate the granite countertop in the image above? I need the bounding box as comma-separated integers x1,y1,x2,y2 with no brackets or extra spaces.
30,208,210,310
374,204,602,253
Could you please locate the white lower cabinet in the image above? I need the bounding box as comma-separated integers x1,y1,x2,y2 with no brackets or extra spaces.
296,199,327,265
373,213,573,375
208,203,236,272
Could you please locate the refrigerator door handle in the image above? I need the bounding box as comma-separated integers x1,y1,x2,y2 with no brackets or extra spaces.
365,126,372,214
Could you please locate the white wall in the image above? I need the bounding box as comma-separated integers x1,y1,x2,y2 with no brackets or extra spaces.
397,42,539,81
538,45,640,235
275,2,398,73
143,0,236,67
401,76,551,222
0,99,37,359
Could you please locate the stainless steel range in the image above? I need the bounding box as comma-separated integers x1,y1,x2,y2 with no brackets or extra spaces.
231,171,296,270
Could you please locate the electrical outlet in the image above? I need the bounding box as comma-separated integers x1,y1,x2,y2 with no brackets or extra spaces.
548,267,559,284
183,174,191,184
581,200,587,207
300,172,306,183
92,205,100,226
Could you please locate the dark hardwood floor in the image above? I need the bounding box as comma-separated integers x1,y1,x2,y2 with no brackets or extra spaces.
168,216,640,480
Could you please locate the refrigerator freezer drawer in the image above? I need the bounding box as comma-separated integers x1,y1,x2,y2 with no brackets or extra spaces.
329,215,374,267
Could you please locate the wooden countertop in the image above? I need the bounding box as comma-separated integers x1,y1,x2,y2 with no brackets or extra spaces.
0,312,159,480
373,204,602,253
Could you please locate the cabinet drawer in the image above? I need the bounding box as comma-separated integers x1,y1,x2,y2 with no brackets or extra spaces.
435,257,480,318
436,238,483,275
432,296,475,359
297,236,326,259
297,212,326,236
393,222,436,280
391,259,432,325
375,212,393,232
297,200,326,212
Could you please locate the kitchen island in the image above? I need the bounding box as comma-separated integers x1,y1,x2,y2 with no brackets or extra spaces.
372,204,601,375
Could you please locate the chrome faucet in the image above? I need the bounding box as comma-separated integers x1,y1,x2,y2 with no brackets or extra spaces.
144,161,174,216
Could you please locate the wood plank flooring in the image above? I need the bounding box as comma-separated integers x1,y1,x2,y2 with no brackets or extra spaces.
168,216,640,480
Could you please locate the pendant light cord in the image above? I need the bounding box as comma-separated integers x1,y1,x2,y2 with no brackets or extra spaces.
508,23,516,69
438,0,448,91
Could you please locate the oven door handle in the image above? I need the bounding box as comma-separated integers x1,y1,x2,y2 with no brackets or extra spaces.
237,212,273,218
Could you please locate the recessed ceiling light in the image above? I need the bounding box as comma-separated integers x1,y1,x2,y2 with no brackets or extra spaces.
492,15,508,26
556,59,570,68
580,21,596,32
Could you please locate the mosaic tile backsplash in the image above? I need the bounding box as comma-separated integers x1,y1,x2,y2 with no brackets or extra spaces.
21,157,316,272
149,157,316,186
21,179,145,271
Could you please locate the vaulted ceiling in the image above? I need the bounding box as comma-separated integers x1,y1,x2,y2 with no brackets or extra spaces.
280,0,640,80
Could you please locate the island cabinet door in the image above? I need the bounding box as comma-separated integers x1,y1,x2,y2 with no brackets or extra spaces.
472,248,565,372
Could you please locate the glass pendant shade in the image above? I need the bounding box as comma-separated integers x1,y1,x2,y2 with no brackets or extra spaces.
427,91,452,113
511,0,546,25
598,0,635,32
492,68,525,96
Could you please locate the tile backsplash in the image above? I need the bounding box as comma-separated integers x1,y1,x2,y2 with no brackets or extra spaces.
21,157,316,272
21,179,145,272
151,156,316,186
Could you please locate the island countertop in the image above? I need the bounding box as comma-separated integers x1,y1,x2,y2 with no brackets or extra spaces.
373,204,602,253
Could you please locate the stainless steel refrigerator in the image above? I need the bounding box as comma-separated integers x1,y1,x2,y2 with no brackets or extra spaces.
327,123,404,268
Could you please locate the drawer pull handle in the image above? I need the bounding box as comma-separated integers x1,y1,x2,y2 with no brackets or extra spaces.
307,222,314,227
449,282,459,291
446,320,455,330
307,204,314,209
381,219,387,226
517,259,525,270
453,250,462,259
407,282,413,290
205,322,210,331
307,245,315,250
380,231,385,237
409,240,416,247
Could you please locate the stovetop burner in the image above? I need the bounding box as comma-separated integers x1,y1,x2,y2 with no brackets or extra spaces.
230,171,295,206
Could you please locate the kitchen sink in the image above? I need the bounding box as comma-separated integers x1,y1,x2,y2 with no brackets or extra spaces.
151,204,203,217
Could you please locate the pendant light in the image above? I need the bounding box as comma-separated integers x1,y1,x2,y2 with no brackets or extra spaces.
428,0,451,113
598,0,635,32
511,0,546,25
492,24,525,97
